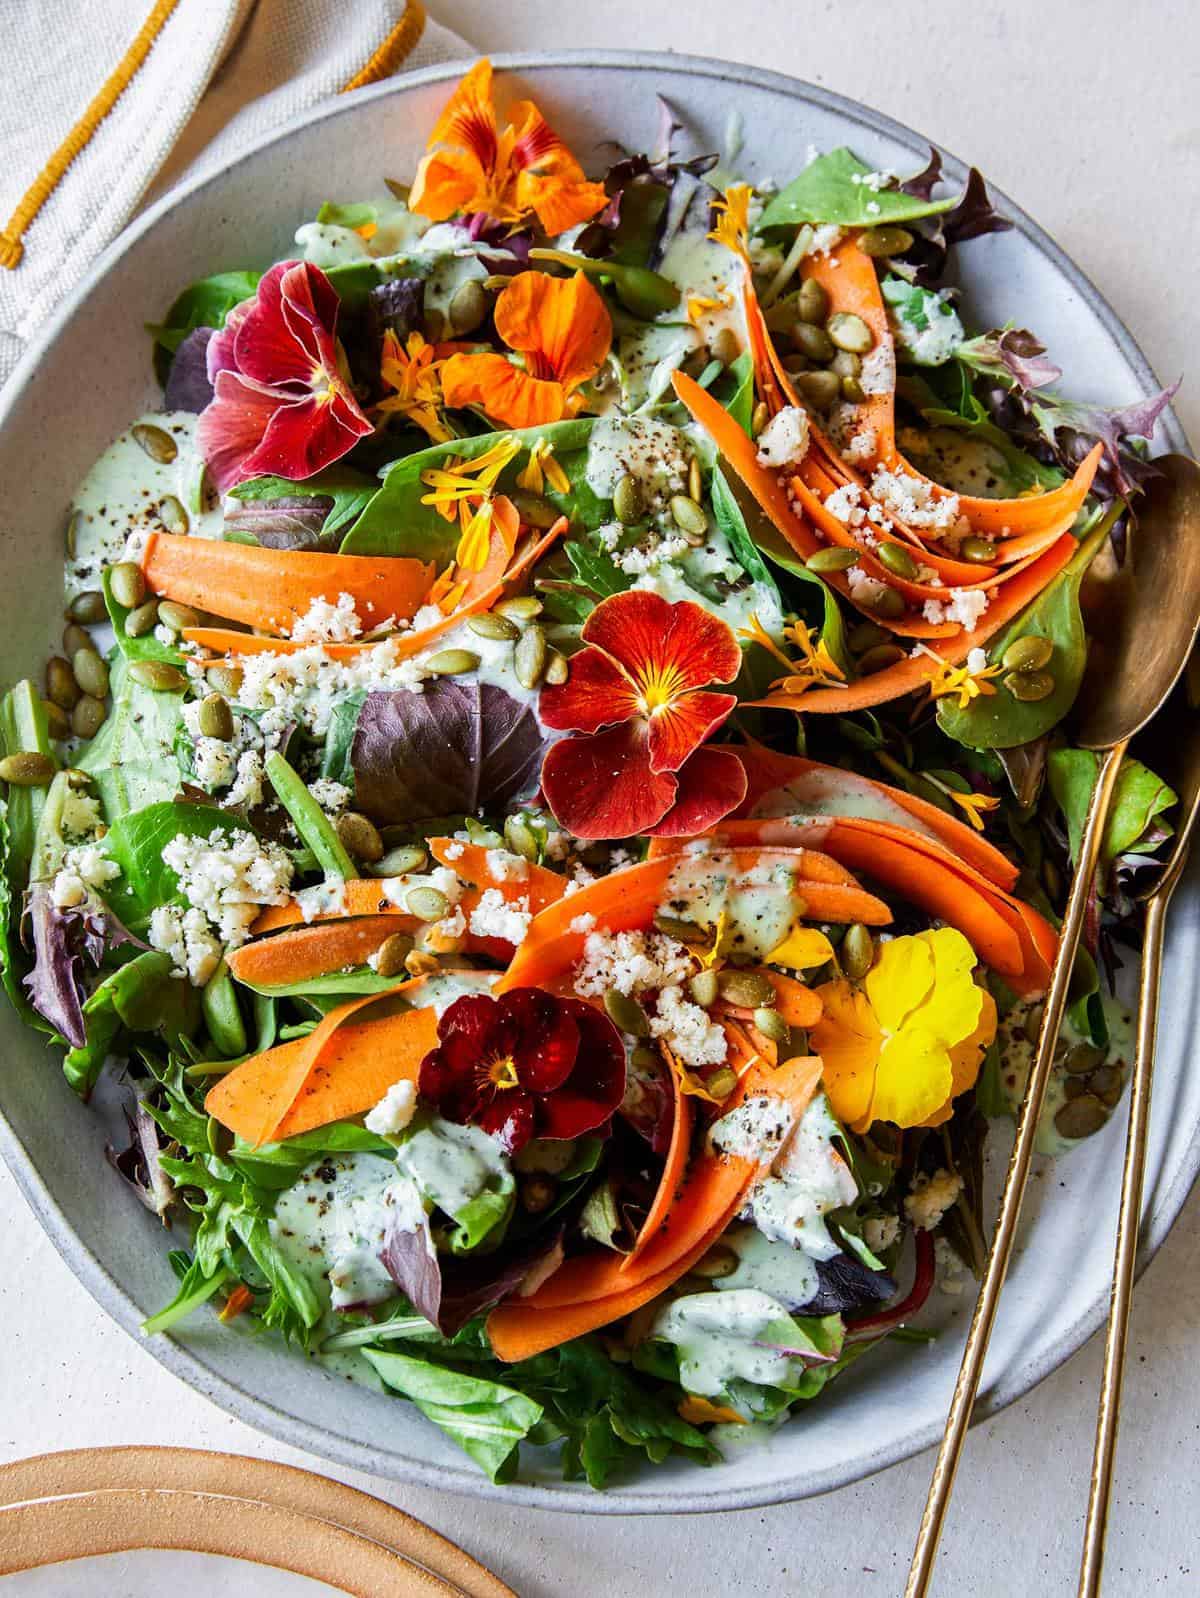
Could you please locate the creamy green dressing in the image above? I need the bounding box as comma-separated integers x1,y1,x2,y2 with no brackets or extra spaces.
394,1114,511,1221
996,997,1133,1154
749,770,939,833
270,1151,408,1310
719,1223,819,1310
296,217,496,319
66,411,221,600
653,1288,807,1398
661,848,800,960
406,968,498,1017
900,427,1017,499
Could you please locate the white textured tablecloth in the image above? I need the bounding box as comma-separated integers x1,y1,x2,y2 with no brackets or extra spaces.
2,2,1198,1594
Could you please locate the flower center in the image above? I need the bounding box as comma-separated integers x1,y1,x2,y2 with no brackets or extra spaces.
637,661,686,714
485,1052,520,1092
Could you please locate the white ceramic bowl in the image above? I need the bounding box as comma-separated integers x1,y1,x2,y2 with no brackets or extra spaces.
0,52,1194,1513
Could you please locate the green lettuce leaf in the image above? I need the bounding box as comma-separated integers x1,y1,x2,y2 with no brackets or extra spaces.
1048,749,1177,868
759,148,959,231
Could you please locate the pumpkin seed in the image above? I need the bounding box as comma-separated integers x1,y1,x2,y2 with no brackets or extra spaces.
46,657,80,709
691,1244,738,1280
336,811,384,864
718,968,775,1008
792,322,836,363
129,660,186,691
794,278,830,324
1005,667,1055,702
858,225,914,258
158,494,190,535
751,400,769,437
370,845,429,878
830,349,862,380
604,988,650,1037
857,643,907,675
71,695,106,739
108,561,145,609
842,923,874,980
207,663,243,697
1002,634,1054,673
508,488,559,529
504,813,540,861
848,621,890,653
374,931,414,978
448,279,489,335
125,599,159,637
840,375,866,403
405,948,441,976
754,1006,791,1044
961,537,997,564
544,649,569,685
1023,1003,1045,1043
705,1068,738,1100
62,623,92,658
42,700,71,739
827,312,875,354
0,752,55,785
512,624,546,689
67,590,107,625
1063,1075,1089,1101
425,648,480,676
669,494,708,542
876,541,918,580
1054,1094,1107,1140
805,546,860,573
65,509,81,560
72,648,109,699
423,307,446,342
613,472,646,525
406,886,449,921
653,912,707,944
782,354,812,377
519,1176,556,1214
131,422,177,464
1089,1065,1123,1107
794,369,841,410
688,454,704,505
467,611,520,641
198,693,234,740
157,600,201,634
864,584,906,620
688,970,720,1008
1064,1041,1106,1075
710,326,741,366
495,596,543,622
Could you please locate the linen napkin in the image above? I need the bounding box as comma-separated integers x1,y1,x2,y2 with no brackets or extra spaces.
0,0,470,385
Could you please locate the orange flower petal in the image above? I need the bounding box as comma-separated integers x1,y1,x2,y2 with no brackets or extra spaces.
409,148,490,223
426,57,499,172
509,100,609,234
921,987,998,1127
441,352,568,429
494,271,611,392
811,978,881,1132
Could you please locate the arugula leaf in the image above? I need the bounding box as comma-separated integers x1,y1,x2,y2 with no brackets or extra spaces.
230,1121,392,1191
364,1348,543,1481
710,466,782,604
146,270,261,377
1048,749,1177,869
758,148,959,231
230,466,378,541
78,655,184,815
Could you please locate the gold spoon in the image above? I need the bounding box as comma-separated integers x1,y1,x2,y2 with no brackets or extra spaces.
1077,672,1200,1594
907,455,1200,1598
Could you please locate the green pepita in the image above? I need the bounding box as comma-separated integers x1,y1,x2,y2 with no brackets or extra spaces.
604,988,650,1037
806,546,860,573
782,354,811,378
45,657,80,710
827,312,875,354
467,612,520,641
130,660,186,692
751,400,769,437
72,648,109,699
336,811,384,864
613,472,646,526
131,422,177,464
42,700,70,739
753,1007,791,1044
1054,1094,1107,1140
705,1068,738,1101
65,509,81,560
858,225,915,258
794,369,840,410
198,693,234,740
423,307,446,343
864,584,906,620
856,643,907,675
514,624,548,689
669,494,708,541
688,454,703,505
62,623,92,658
125,599,160,637
67,590,107,625
841,923,874,980
206,663,243,697
710,326,741,366
1089,1065,1123,1107
876,541,918,580
108,561,145,610
960,537,997,564
70,695,106,739
504,813,539,861
1064,1042,1106,1075
544,649,569,685
508,488,559,529
848,621,890,653
1022,1002,1045,1044
794,278,830,324
158,494,190,535
1002,635,1054,673
1005,668,1055,702
371,845,429,878
519,1175,556,1214
448,279,489,336
830,350,862,380
717,968,776,1008
691,1244,738,1280
374,931,414,978
792,322,836,363
688,970,720,1008
495,596,543,622
840,375,866,403
0,752,55,785
653,913,707,944
424,649,480,677
405,886,449,921
157,600,201,634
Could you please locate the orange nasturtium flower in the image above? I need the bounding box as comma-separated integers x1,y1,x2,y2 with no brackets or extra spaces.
409,58,609,236
441,271,612,430
811,927,997,1132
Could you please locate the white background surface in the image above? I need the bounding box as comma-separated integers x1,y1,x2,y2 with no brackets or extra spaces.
3,1,1199,1593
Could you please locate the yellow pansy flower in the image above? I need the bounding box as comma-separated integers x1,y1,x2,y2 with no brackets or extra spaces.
811,927,996,1132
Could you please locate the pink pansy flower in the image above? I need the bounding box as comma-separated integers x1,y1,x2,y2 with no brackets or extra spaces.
198,261,373,492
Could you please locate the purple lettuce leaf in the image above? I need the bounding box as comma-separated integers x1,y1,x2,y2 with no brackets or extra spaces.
351,682,553,825
222,494,334,552
1029,381,1181,498
894,163,1011,287
163,327,215,413
436,1226,565,1337
802,1253,896,1316
22,885,144,1047
958,328,1063,391
379,1203,443,1330
106,1099,176,1220
899,148,944,203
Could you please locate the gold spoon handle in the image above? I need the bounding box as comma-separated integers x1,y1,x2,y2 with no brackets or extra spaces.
1078,844,1189,1595
906,739,1130,1598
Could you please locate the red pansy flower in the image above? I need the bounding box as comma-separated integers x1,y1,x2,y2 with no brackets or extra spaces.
198,260,373,492
418,987,626,1153
537,589,748,838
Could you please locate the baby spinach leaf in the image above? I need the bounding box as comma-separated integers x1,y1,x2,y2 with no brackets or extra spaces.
230,465,378,541
759,148,959,231
1047,749,1177,868
364,1348,543,1481
146,269,261,380
342,419,600,560
105,801,242,925
711,465,781,600
719,350,755,435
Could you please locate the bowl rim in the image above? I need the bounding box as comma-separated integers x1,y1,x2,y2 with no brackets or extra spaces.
0,48,1193,1515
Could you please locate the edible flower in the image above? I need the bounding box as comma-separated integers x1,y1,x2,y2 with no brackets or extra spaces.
375,329,450,442
739,614,845,696
409,58,608,236
420,436,523,569
709,184,753,261
418,987,626,1152
198,261,372,492
538,589,748,838
516,437,571,495
946,789,1002,832
441,270,612,429
920,646,1004,711
811,927,997,1131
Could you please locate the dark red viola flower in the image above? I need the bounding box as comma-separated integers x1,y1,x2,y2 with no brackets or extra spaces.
418,987,625,1153
198,260,373,492
537,588,748,838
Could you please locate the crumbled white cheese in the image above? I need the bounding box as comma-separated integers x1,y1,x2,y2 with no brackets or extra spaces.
859,343,896,396
232,640,433,737
850,167,896,192
226,749,265,810
66,843,120,889
485,848,528,883
440,839,466,860
843,428,877,464
61,786,103,841
807,224,844,258
649,983,727,1068
905,1167,964,1231
922,587,990,630
824,483,866,528
966,646,989,674
308,777,351,813
380,865,463,909
869,467,964,531
862,1213,901,1254
568,912,597,935
148,904,223,987
574,929,694,998
160,827,293,953
289,591,365,644
755,406,810,470
193,737,237,791
365,1080,417,1138
295,873,347,924
51,872,86,909
468,888,532,946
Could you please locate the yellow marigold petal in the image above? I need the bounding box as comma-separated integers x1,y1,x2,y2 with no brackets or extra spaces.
770,926,835,971
811,979,880,1131
868,1026,954,1129
865,935,934,1035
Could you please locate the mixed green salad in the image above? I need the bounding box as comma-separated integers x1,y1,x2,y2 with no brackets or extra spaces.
2,59,1180,1486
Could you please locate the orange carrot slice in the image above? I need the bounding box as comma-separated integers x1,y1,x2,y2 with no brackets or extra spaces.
226,916,404,988
272,1003,441,1142
252,880,415,934
142,532,435,635
622,1067,694,1269
426,839,568,914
